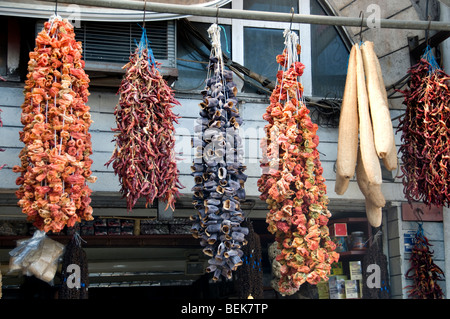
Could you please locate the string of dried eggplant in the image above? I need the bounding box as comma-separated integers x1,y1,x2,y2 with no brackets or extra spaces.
190,24,248,281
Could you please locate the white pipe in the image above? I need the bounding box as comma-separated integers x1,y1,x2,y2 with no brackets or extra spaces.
47,0,450,31
441,3,450,73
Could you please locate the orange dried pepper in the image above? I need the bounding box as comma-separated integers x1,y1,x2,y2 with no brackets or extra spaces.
14,16,96,233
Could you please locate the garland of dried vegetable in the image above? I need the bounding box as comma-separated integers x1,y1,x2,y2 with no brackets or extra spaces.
405,224,445,299
14,16,96,233
362,231,390,299
59,233,89,299
190,24,248,281
106,28,182,211
397,47,450,208
258,30,339,296
234,220,263,299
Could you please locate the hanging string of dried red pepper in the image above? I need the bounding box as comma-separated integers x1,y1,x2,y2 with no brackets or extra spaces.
405,222,445,299
258,29,339,296
397,46,450,208
14,16,96,233
106,28,182,211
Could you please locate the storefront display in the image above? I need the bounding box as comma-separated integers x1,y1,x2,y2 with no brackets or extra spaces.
0,2,448,301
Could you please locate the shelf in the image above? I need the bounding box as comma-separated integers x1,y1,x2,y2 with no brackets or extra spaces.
331,217,368,224
0,234,202,248
338,250,367,257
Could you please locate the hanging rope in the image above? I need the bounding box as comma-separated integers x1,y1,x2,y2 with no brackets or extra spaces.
207,23,225,77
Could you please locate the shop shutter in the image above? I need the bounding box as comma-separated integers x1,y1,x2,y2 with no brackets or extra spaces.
35,20,176,70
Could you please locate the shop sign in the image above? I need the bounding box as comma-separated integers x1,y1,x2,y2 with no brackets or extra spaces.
401,202,443,222
404,230,417,253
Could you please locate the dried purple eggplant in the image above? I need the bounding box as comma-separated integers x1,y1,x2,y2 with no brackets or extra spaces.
190,24,248,281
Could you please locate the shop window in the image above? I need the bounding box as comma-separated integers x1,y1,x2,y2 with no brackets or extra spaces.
0,18,7,75
175,22,231,91
35,20,176,72
310,0,349,97
243,0,299,13
176,0,350,98
243,27,299,93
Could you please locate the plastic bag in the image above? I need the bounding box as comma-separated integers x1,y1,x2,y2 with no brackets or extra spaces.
9,230,65,283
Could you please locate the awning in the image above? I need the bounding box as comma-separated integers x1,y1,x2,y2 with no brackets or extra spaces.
0,0,231,21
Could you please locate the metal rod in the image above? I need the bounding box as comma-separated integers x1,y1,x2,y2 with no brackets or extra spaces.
48,0,450,31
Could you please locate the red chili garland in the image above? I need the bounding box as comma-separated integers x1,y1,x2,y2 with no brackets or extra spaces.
14,16,96,233
106,36,182,211
258,32,338,295
397,57,450,207
405,225,445,299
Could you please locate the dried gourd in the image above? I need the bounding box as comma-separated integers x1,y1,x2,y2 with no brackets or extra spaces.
335,44,359,195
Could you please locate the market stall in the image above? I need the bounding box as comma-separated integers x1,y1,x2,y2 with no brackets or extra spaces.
0,0,448,301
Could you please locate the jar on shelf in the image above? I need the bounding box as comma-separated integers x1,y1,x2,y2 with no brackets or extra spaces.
350,231,366,250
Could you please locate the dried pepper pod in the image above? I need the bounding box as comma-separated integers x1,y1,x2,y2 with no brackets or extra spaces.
258,30,338,295
14,16,96,233
397,48,450,208
190,24,248,281
106,29,182,211
405,224,445,299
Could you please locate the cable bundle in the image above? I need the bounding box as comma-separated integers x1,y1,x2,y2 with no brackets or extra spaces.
190,24,248,281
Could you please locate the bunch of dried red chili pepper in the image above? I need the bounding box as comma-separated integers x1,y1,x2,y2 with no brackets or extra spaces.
258,30,338,295
14,16,96,233
397,50,450,208
106,29,182,211
405,224,445,299
190,24,248,281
